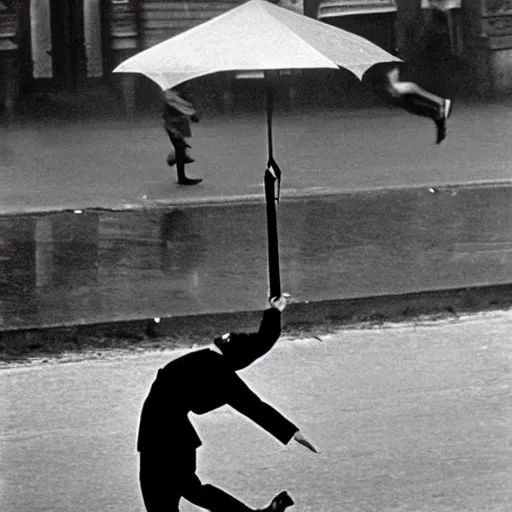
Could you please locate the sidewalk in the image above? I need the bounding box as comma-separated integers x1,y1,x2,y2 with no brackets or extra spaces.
1,100,512,215
2,311,511,512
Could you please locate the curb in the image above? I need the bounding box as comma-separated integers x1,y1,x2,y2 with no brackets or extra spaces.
3,179,512,219
2,283,512,355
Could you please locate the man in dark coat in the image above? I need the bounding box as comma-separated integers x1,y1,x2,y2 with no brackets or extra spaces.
137,295,318,512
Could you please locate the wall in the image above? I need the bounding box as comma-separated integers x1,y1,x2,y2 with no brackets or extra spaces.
139,0,243,48
480,0,512,91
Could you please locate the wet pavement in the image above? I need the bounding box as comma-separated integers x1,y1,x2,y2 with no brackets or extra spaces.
1,311,511,512
1,184,512,330
0,100,512,214
1,102,512,331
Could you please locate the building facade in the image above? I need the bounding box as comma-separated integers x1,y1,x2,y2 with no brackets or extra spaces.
0,0,140,118
1,0,512,120
0,0,255,118
306,0,512,96
466,0,512,92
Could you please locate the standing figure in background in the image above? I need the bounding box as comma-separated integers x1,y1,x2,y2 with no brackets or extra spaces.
163,86,203,185
364,63,452,144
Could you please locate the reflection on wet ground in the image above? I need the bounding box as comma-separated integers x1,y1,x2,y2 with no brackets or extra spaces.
1,184,512,330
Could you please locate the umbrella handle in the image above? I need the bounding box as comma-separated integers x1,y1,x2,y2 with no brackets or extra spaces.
265,164,281,299
264,72,281,200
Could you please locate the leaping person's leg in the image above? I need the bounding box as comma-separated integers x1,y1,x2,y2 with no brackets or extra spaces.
365,64,453,145
397,86,452,145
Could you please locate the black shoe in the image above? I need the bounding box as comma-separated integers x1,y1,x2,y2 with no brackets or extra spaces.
435,118,446,145
257,491,294,512
177,177,203,185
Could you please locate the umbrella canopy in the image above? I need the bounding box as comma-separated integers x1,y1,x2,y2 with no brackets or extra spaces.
113,0,399,90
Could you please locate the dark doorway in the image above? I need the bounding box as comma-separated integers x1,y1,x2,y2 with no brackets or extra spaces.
50,0,87,90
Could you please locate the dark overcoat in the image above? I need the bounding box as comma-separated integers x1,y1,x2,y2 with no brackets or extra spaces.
137,308,298,453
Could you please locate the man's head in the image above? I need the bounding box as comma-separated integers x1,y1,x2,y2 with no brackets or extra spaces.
213,332,264,371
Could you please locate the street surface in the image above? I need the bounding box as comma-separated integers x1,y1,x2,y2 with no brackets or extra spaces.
1,311,511,512
1,100,512,214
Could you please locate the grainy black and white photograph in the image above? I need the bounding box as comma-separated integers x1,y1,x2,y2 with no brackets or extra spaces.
1,0,511,511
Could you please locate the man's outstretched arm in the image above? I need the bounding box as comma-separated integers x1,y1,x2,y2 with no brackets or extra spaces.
227,373,319,453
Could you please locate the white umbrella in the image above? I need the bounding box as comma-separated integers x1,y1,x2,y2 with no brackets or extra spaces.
114,0,398,88
114,0,400,297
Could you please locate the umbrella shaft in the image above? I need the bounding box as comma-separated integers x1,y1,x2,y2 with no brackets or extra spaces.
264,71,280,298
265,71,277,161
264,169,280,298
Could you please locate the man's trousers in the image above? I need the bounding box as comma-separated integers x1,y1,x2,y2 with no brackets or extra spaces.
393,88,444,121
139,448,253,512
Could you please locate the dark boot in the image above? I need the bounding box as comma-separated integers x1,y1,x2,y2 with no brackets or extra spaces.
256,491,294,512
176,147,202,185
178,177,203,185
434,99,452,144
435,117,446,144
